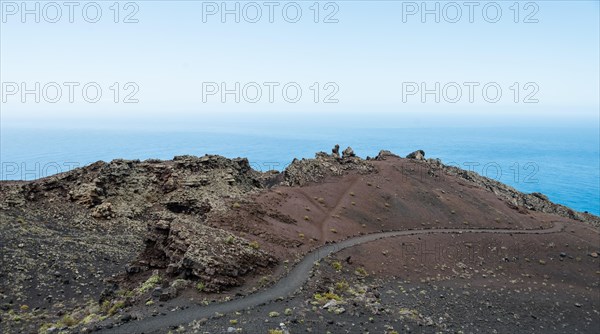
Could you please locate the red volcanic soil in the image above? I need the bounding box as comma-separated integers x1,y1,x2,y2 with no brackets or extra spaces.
211,155,589,263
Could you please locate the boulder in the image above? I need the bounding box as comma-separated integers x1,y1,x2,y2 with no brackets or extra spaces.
406,150,425,160
342,147,356,159
374,150,399,161
331,144,340,159
159,287,178,301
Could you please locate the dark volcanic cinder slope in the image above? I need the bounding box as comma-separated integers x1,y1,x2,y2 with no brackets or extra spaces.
0,147,598,334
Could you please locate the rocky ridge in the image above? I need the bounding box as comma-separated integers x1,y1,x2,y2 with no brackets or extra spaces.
283,145,375,186
397,150,599,226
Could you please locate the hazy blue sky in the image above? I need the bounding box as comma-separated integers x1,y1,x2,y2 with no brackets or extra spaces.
1,0,599,129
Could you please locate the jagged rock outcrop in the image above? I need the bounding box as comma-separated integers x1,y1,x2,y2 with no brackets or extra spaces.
283,145,375,186
342,147,356,158
406,150,425,160
420,158,599,226
332,144,340,159
373,150,399,161
2,155,264,217
132,217,277,292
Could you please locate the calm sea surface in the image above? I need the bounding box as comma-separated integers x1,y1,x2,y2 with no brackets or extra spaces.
1,126,598,215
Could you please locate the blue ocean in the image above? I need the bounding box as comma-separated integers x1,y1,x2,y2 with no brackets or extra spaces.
1,126,598,216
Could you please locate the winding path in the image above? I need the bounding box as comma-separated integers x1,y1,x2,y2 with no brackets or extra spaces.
101,222,564,334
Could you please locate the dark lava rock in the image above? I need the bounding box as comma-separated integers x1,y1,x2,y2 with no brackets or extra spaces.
151,287,163,298
159,287,178,301
125,264,143,274
284,147,375,186
342,147,356,159
406,150,425,160
132,217,277,292
332,144,340,159
374,150,399,160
